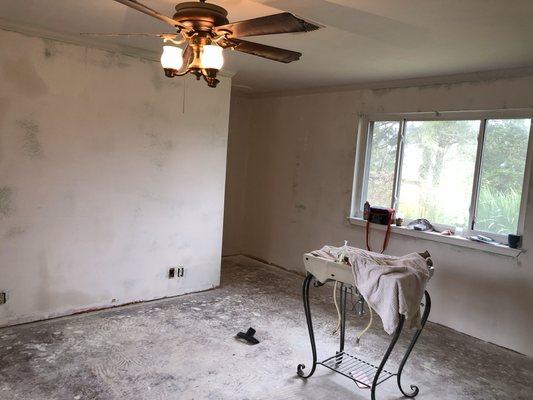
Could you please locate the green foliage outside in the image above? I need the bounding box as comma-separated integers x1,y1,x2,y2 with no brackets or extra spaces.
408,120,477,188
398,194,452,226
366,118,530,234
366,121,398,207
476,189,521,234
475,119,529,234
400,120,478,227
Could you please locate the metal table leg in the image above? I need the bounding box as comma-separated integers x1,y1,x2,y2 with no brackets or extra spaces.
335,283,348,366
371,314,405,400
297,273,318,378
339,284,347,353
297,273,430,400
396,290,432,397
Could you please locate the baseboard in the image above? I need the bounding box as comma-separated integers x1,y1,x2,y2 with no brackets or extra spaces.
222,253,305,277
0,284,217,330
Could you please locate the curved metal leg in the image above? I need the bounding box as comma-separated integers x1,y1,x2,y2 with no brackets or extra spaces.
371,315,405,400
396,291,432,398
297,273,318,378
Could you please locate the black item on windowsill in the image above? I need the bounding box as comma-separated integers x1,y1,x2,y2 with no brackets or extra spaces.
508,234,521,249
236,327,260,345
364,203,395,253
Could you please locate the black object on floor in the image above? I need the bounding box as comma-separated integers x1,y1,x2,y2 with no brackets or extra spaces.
236,327,260,345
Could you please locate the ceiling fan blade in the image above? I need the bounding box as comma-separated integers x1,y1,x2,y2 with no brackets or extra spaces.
214,12,320,38
112,0,179,28
80,32,178,38
225,38,301,63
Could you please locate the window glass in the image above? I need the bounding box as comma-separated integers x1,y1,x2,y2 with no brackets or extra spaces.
398,120,479,227
365,121,399,207
475,119,531,234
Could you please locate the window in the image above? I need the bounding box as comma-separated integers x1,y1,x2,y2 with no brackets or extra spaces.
399,120,478,228
365,121,399,207
353,111,532,241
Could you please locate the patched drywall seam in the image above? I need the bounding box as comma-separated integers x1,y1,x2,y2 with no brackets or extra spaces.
0,186,14,217
1,57,48,97
42,39,61,59
144,131,175,169
3,226,26,239
99,52,131,69
16,119,44,159
0,97,9,124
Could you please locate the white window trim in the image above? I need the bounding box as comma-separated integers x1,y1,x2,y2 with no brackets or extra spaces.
350,108,533,256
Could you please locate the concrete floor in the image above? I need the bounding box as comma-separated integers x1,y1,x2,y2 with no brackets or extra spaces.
1,257,532,400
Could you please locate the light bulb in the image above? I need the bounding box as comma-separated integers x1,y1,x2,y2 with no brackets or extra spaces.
201,44,224,70
160,45,183,70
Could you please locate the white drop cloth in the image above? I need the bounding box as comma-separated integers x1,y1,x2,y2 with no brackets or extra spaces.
316,245,430,334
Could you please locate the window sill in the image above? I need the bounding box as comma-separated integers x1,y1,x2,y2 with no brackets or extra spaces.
348,217,523,258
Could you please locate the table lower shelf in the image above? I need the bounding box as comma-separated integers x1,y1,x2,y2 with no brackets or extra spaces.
319,351,395,388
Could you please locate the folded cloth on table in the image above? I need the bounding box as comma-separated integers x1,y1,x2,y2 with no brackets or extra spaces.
317,245,430,334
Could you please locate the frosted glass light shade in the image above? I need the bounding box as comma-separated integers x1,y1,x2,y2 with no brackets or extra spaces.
201,45,224,70
161,46,183,70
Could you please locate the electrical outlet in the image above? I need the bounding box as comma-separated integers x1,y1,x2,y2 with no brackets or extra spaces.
168,267,184,279
0,292,6,305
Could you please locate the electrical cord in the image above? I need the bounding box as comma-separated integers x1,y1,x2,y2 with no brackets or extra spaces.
356,304,373,344
332,279,374,342
332,280,341,334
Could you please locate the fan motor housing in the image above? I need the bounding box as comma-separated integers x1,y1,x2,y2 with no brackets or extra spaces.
173,2,229,31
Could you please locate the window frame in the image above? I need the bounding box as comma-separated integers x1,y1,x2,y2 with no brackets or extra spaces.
351,109,533,244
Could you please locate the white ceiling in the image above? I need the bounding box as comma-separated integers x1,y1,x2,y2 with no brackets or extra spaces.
1,0,533,94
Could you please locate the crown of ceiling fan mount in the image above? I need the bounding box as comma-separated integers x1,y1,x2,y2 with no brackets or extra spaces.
172,1,229,31
82,0,321,88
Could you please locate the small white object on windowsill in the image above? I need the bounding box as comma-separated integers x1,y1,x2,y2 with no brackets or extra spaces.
348,217,521,257
469,234,496,244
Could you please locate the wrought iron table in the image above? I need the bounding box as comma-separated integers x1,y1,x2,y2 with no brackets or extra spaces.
297,254,431,400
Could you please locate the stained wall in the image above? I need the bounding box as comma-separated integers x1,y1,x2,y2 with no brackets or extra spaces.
0,29,231,326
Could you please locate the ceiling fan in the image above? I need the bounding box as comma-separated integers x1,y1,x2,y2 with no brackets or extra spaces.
83,0,321,88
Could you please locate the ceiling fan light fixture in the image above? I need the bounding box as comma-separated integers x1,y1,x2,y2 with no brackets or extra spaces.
160,45,184,75
200,44,224,70
90,1,322,88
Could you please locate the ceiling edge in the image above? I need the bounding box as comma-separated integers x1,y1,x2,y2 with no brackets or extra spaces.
234,65,533,99
0,18,236,78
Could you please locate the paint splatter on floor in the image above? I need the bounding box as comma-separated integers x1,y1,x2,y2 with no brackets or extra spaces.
1,257,532,399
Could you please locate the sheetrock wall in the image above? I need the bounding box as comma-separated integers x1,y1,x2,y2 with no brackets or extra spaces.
0,29,231,326
224,76,533,357
222,96,251,256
